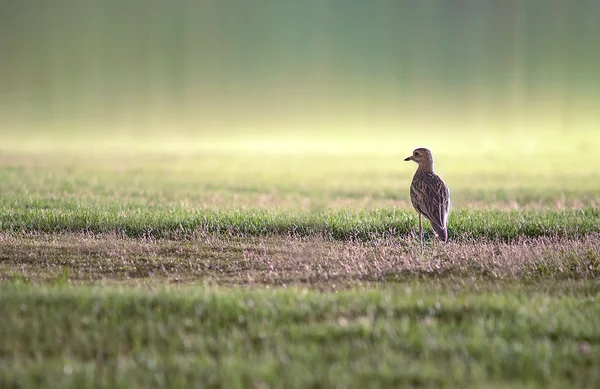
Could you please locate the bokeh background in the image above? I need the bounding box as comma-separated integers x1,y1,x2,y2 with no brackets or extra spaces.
1,0,599,153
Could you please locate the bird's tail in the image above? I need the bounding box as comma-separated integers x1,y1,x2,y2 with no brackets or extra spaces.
432,224,448,243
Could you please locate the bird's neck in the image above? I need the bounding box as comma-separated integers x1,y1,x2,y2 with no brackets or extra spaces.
417,163,434,174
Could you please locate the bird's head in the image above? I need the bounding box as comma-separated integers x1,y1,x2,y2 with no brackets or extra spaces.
404,148,434,169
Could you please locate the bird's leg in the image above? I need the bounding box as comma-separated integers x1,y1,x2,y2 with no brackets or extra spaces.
419,214,423,252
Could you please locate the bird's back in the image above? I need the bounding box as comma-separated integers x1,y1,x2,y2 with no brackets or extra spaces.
410,171,450,241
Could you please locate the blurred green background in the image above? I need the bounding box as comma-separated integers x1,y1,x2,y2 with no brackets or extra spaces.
1,0,599,153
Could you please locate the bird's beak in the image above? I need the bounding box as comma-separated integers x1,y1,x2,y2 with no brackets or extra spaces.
404,156,414,162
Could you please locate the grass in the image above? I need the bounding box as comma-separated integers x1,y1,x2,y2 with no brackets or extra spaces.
1,127,600,387
2,233,600,285
2,207,600,241
2,139,600,241
1,280,599,389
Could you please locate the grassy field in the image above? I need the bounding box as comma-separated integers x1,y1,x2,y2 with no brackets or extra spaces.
1,128,600,388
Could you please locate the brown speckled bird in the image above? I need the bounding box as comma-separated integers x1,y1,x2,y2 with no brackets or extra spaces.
405,148,450,249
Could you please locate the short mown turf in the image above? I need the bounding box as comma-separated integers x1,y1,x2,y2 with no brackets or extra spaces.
2,206,600,241
2,129,600,388
1,281,599,389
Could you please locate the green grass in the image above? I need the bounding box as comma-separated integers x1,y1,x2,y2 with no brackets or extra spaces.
2,128,600,388
2,206,600,241
1,281,599,389
2,136,600,241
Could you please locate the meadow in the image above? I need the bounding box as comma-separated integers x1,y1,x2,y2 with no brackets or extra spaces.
1,127,600,388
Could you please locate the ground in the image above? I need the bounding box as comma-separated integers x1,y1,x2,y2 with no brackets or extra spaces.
1,127,599,388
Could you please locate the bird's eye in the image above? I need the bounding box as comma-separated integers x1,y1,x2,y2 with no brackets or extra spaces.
414,151,420,156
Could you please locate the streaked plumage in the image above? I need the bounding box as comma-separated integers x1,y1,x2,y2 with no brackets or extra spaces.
404,148,450,247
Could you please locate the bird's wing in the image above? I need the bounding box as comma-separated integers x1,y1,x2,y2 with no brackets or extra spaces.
410,173,450,231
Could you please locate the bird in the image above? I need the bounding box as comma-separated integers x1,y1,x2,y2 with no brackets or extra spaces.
404,148,450,250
